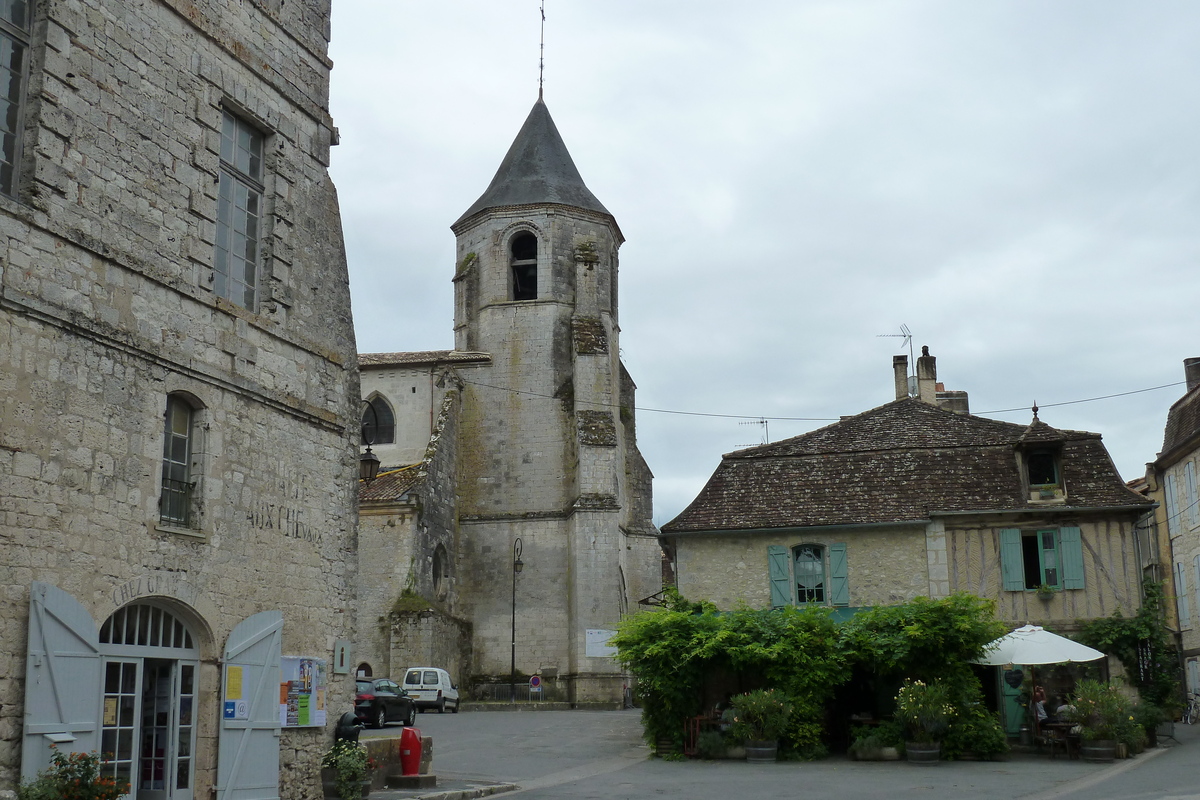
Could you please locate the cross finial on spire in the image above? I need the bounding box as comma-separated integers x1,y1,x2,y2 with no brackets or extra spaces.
539,0,546,100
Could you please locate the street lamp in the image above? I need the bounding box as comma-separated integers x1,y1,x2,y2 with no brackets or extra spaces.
510,537,524,702
359,400,380,483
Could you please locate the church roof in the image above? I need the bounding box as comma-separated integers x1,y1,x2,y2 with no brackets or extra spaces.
359,350,490,368
453,98,611,227
662,398,1150,534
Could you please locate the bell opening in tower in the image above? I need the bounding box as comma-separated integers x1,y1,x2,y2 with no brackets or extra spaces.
511,232,538,301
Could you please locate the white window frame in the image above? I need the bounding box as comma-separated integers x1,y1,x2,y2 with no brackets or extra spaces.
214,110,265,309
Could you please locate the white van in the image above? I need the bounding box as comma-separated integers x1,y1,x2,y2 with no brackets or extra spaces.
402,667,460,713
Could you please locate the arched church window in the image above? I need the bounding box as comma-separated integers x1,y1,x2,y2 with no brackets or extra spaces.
362,395,395,444
510,232,538,301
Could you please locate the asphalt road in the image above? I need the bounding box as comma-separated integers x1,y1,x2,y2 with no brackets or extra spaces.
363,709,1200,800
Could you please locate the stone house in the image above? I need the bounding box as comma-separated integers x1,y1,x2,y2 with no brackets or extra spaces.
354,98,662,705
0,1,359,798
1148,358,1200,696
661,350,1156,630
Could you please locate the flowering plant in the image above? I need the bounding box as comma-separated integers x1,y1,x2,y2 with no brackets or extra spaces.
721,689,793,743
17,747,129,800
1062,679,1129,741
894,679,956,743
321,740,370,800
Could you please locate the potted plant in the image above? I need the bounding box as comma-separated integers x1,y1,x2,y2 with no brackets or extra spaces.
321,740,372,800
1036,584,1055,600
722,689,793,762
1062,679,1127,762
894,679,956,764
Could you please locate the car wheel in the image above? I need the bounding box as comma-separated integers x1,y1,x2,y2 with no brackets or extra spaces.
375,706,387,729
405,705,416,727
438,697,446,714
451,699,459,714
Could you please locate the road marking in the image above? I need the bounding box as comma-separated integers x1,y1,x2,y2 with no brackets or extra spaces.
1019,745,1170,800
499,749,649,795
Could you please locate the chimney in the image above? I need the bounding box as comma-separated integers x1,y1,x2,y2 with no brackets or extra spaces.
1186,358,1200,392
916,346,937,404
893,355,909,400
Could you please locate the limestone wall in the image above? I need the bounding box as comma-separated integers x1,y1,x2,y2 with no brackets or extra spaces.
0,0,356,795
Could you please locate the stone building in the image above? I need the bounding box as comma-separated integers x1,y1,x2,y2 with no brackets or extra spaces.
662,350,1155,622
1148,358,1200,695
0,1,358,798
356,98,661,705
661,350,1157,732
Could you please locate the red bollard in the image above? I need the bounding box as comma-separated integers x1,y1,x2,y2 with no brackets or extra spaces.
399,726,422,776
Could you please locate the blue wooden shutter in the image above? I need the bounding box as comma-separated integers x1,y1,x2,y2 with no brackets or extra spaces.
1187,462,1199,529
1166,474,1180,535
829,543,849,606
1177,563,1192,629
21,582,101,780
217,610,282,800
1059,527,1085,589
767,546,790,608
999,529,1025,591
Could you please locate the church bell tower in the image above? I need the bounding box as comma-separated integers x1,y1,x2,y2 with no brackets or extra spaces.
450,98,654,703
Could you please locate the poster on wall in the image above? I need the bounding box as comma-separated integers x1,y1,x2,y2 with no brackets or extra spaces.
279,656,327,727
585,629,618,658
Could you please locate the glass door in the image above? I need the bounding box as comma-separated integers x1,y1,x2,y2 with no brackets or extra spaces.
101,659,142,798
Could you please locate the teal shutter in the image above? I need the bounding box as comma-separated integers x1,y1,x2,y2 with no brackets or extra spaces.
829,543,849,606
999,529,1025,591
1059,526,1085,589
768,546,790,608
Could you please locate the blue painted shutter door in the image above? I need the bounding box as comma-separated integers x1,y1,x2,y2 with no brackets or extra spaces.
999,529,1025,591
217,611,282,800
829,543,849,606
1166,475,1180,535
1059,527,1085,589
1177,563,1192,629
768,546,790,608
22,582,102,780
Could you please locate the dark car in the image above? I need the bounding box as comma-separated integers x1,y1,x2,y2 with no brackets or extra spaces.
355,678,416,728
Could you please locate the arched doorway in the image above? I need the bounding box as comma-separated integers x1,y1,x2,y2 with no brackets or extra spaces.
98,602,200,799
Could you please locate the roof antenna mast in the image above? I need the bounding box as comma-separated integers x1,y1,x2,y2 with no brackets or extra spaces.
538,0,546,100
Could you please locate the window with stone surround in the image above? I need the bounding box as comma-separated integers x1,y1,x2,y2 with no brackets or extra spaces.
999,527,1084,591
214,110,265,308
767,543,848,608
510,232,537,301
0,0,30,196
159,395,196,527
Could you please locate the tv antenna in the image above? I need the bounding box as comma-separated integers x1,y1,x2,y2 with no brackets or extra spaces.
877,324,914,364
737,418,769,447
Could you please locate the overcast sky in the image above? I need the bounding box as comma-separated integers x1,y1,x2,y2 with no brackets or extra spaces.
328,2,1199,526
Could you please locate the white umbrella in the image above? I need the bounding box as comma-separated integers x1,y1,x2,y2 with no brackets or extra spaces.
973,624,1105,666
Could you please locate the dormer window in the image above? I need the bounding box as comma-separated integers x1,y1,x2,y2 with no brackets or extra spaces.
1023,447,1064,501
1028,450,1058,487
511,233,537,301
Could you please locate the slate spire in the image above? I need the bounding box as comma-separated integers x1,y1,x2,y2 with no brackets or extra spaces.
454,98,610,226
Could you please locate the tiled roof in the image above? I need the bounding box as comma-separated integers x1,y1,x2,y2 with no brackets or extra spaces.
663,399,1151,534
1160,387,1200,464
360,464,423,502
359,350,490,368
454,98,611,227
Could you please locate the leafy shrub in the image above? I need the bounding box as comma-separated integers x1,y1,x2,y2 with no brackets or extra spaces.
1063,679,1129,741
942,705,1009,760
723,689,793,742
18,748,128,800
894,679,956,743
321,740,370,800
